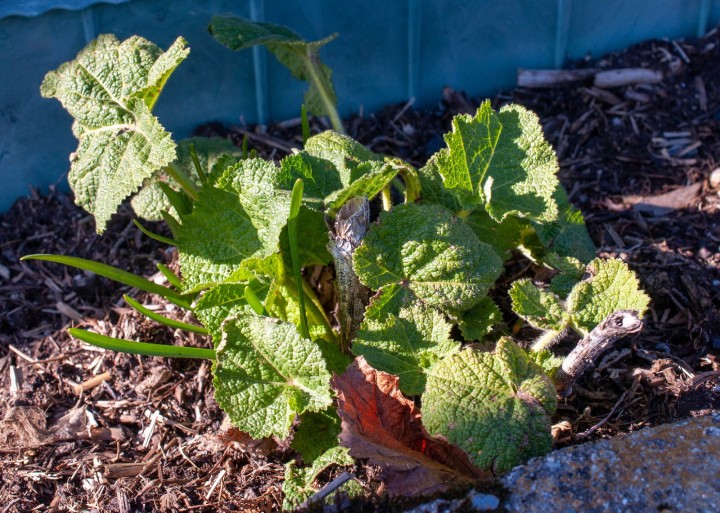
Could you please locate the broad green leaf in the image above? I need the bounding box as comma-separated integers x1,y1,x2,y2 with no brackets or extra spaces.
533,187,596,264
464,209,531,259
177,185,262,292
292,409,342,464
423,338,557,473
325,161,398,218
178,159,291,292
434,101,559,223
353,203,503,314
194,281,268,344
277,152,343,210
214,316,333,439
566,258,650,335
527,349,563,380
417,156,463,213
278,206,332,268
209,15,338,118
456,296,503,341
283,446,355,510
509,279,568,331
304,131,382,188
41,35,188,233
544,253,586,298
353,304,459,395
132,137,243,220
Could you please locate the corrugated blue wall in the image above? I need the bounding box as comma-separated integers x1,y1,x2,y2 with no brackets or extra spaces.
1,0,718,212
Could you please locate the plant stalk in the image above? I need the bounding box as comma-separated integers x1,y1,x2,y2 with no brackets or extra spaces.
554,310,643,397
303,49,344,134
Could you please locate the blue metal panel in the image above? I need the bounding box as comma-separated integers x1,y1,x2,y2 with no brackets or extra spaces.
1,0,719,212
566,0,704,60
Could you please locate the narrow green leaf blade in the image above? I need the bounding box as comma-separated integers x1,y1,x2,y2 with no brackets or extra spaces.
21,254,190,308
68,328,214,359
288,179,310,339
423,338,557,473
123,294,208,334
214,316,333,439
41,35,189,232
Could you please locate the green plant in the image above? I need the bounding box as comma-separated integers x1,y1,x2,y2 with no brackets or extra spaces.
25,18,650,509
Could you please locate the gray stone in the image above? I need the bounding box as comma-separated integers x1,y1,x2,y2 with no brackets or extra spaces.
501,412,720,513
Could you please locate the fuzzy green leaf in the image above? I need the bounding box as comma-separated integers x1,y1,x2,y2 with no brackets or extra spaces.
214,316,333,439
209,15,337,117
132,137,243,220
456,296,503,341
292,409,342,464
353,304,459,395
464,209,531,259
304,131,382,189
41,35,188,233
277,152,343,210
194,282,269,344
527,349,563,379
509,279,568,331
434,101,559,223
325,161,398,218
567,258,650,334
423,338,557,473
354,203,503,314
283,446,355,510
533,187,596,264
178,159,291,292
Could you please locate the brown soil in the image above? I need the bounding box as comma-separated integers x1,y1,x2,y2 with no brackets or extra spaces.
2,27,720,512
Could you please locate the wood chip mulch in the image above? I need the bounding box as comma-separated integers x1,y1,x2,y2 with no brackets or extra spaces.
1,27,720,512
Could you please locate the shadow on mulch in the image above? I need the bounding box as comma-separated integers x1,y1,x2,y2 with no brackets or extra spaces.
1,27,720,513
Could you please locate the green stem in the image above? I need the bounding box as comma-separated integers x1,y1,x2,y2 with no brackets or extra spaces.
303,50,344,134
531,329,562,352
381,185,393,211
165,164,199,201
301,104,311,145
189,143,208,185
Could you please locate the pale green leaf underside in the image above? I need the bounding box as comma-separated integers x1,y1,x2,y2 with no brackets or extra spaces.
304,131,382,188
179,159,291,292
456,296,503,341
354,203,503,314
41,34,188,233
567,258,650,334
132,137,243,221
435,101,560,223
509,279,568,331
423,338,557,473
214,316,333,439
353,304,459,395
209,15,337,116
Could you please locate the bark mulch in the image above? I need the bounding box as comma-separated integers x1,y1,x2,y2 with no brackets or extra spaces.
1,27,719,512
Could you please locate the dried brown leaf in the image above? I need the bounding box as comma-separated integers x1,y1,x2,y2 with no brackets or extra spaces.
331,357,489,497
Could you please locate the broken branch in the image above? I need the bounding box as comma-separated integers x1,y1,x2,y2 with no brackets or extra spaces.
554,310,643,397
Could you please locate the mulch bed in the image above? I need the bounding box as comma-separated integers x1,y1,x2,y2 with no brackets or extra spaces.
1,26,720,512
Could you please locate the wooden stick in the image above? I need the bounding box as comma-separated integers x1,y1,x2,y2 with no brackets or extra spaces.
517,68,597,88
299,472,354,509
74,371,112,394
555,310,643,397
594,68,663,88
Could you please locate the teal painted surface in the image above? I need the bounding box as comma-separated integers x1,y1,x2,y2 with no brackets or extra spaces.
1,0,719,212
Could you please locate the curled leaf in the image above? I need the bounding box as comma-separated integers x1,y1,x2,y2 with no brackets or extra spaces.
332,357,488,497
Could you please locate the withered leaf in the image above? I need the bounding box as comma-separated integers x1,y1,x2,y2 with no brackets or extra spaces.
331,357,489,497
